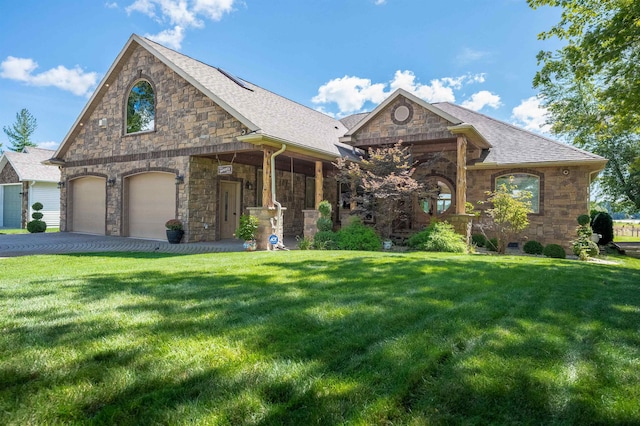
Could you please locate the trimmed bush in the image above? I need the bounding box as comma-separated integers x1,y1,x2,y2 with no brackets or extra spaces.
407,228,432,249
523,240,544,255
591,212,614,245
313,230,339,250
316,217,333,232
296,235,313,250
27,202,47,233
471,233,486,247
422,222,467,253
572,240,599,260
486,238,499,252
577,214,591,226
317,200,332,217
543,244,566,259
336,219,382,251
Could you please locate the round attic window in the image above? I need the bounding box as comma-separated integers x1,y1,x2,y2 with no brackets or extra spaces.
391,102,413,125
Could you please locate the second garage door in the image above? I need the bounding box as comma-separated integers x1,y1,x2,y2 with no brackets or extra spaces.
127,172,176,240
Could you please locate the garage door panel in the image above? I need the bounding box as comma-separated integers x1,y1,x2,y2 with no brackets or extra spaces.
71,177,106,234
128,173,175,240
2,185,22,228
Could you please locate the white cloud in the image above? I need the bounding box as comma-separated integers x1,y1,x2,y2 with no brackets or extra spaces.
37,141,60,150
461,90,502,111
312,75,387,114
145,25,185,50
313,70,490,116
456,47,490,65
374,0,387,4
512,96,551,133
105,2,119,8
0,56,98,97
126,0,237,48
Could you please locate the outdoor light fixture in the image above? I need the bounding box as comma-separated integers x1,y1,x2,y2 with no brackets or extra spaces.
57,181,65,189
245,181,253,190
107,178,116,187
175,175,184,185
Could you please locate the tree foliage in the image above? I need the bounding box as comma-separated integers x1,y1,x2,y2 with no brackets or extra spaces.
126,81,155,133
529,0,640,212
334,141,432,239
3,108,38,152
478,179,532,254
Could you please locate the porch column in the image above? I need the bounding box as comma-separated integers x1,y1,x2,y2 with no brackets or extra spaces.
315,161,324,208
456,135,467,214
350,181,357,210
262,148,273,208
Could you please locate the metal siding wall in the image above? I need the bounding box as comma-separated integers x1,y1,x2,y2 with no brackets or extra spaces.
30,183,61,227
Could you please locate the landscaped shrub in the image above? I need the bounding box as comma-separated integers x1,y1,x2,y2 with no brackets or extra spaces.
471,233,486,247
486,238,499,252
523,240,544,255
543,243,566,259
422,222,467,253
591,212,614,245
313,230,339,250
27,202,47,233
577,214,591,226
407,228,432,249
336,218,382,251
316,217,333,232
296,235,313,250
573,214,600,260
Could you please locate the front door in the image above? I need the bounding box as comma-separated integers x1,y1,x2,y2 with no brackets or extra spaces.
219,181,240,239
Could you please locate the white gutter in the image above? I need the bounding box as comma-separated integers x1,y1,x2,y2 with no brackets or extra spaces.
270,144,286,247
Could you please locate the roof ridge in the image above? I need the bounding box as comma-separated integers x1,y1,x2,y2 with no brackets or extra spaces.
433,102,605,160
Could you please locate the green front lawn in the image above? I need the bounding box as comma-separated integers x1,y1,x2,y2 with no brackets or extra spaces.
1,252,639,425
0,227,59,234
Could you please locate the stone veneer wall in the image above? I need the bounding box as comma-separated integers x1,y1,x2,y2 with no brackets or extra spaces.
0,162,20,184
467,165,593,248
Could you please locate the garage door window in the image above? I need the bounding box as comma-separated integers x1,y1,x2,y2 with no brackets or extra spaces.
126,80,155,134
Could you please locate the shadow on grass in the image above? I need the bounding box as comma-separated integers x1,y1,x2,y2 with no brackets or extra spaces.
2,252,639,424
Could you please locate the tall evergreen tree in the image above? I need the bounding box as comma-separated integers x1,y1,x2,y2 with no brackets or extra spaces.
3,108,38,152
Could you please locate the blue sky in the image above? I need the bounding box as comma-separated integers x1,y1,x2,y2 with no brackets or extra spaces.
0,0,562,151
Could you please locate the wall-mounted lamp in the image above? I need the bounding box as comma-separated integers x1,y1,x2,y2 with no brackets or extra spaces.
175,175,184,185
245,181,253,190
98,118,108,128
57,181,65,189
107,178,116,187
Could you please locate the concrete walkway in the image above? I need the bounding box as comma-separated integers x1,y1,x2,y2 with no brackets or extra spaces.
0,232,296,257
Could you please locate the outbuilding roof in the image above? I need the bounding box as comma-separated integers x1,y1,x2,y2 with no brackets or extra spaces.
0,147,60,182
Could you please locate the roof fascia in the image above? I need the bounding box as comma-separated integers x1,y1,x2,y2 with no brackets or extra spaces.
447,123,492,149
468,158,608,171
343,89,463,139
237,133,341,161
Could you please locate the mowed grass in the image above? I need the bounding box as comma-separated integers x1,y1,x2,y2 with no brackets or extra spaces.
0,227,59,234
1,251,639,425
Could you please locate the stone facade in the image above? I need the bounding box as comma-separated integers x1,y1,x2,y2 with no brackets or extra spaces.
0,162,19,184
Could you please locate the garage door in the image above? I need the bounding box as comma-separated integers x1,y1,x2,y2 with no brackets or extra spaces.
71,177,106,234
2,185,22,228
127,172,175,240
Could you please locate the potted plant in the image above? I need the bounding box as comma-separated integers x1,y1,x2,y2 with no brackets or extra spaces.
165,219,184,244
235,214,259,251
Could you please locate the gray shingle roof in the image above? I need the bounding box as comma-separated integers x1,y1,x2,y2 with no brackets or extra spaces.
432,102,606,166
340,113,369,130
141,37,350,157
2,147,60,182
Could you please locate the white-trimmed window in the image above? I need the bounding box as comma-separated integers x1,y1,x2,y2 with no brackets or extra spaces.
126,80,155,134
495,173,540,213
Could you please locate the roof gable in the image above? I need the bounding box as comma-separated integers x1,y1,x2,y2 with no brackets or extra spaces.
1,147,60,182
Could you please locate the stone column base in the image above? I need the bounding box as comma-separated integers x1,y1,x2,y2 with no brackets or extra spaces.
302,210,320,239
247,207,287,251
449,214,474,246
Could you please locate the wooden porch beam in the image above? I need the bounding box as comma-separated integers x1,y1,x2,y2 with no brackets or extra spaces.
262,148,273,208
456,135,467,214
315,161,324,208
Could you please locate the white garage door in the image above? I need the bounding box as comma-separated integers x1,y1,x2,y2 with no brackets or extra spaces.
71,177,106,234
127,172,175,240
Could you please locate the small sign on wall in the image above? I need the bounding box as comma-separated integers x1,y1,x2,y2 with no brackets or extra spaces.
218,165,233,175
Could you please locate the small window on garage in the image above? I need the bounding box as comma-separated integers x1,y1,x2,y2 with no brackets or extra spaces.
126,80,155,134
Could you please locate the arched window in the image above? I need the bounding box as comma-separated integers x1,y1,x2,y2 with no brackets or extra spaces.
126,80,155,134
495,173,540,213
422,179,454,215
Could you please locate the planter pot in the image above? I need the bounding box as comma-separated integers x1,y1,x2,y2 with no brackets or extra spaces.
383,240,393,250
243,240,257,251
166,229,184,244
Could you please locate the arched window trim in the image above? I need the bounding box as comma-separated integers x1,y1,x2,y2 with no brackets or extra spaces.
421,174,456,216
492,169,544,215
124,77,156,135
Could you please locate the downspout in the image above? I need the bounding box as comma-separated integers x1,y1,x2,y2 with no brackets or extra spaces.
270,144,286,247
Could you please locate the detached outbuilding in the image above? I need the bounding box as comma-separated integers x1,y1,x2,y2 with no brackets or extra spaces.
0,147,61,229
